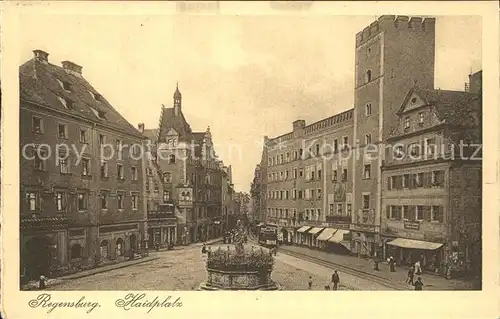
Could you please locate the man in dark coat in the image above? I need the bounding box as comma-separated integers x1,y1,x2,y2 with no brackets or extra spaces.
413,277,424,290
331,270,340,290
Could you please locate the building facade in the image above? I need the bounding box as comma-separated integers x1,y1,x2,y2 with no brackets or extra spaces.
20,50,147,281
259,16,482,275
352,15,436,257
381,74,482,277
250,164,262,223
140,125,177,249
145,85,225,244
264,110,354,248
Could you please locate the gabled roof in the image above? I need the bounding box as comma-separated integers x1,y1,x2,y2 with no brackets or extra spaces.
20,57,143,138
157,107,193,142
398,86,480,126
192,132,206,158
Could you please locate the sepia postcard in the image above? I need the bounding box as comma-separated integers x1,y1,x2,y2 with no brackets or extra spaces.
0,1,499,318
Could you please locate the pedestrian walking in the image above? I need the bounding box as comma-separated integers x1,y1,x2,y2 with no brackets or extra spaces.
331,270,340,290
389,256,396,272
406,267,415,285
414,261,422,275
202,243,207,254
413,277,424,290
308,276,313,290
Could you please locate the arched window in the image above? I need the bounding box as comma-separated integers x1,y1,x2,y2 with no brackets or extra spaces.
365,70,372,83
186,191,191,200
169,155,176,164
70,244,82,259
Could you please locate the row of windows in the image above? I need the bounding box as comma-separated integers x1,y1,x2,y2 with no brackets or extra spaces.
24,190,140,212
32,117,140,155
387,170,444,190
403,109,426,131
386,205,444,223
268,137,350,166
32,152,140,181
328,203,353,216
392,138,437,160
268,188,323,201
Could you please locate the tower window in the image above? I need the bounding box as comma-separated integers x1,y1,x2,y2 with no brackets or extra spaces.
365,103,372,116
365,70,372,83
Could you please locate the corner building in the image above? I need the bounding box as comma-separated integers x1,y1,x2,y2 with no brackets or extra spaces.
352,16,435,256
19,50,147,281
146,86,225,244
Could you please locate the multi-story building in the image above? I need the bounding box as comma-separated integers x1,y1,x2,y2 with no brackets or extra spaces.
263,110,354,248
221,165,235,232
381,71,482,277
20,50,147,281
260,16,482,273
140,125,178,249
351,15,436,257
250,164,262,223
147,85,225,244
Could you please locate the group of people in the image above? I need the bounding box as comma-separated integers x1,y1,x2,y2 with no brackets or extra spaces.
388,256,425,290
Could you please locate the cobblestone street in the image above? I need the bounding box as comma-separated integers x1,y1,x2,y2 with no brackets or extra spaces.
48,244,354,291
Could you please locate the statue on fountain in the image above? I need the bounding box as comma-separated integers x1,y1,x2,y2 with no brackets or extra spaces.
233,219,245,255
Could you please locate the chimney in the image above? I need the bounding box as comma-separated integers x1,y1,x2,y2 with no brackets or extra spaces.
138,123,145,133
33,50,49,63
61,60,83,76
292,119,306,131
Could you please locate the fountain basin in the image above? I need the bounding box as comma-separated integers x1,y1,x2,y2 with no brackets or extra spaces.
198,244,279,290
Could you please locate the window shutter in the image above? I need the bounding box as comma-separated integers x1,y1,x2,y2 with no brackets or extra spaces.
387,177,392,190
396,207,402,220
386,206,391,219
438,207,444,222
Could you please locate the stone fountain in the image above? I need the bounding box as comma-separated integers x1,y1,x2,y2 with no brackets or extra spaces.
199,220,279,290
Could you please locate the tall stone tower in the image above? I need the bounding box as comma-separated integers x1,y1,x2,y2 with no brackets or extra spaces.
351,15,436,256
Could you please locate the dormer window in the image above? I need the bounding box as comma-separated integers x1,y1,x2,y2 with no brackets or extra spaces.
57,79,71,92
58,96,73,109
89,106,106,120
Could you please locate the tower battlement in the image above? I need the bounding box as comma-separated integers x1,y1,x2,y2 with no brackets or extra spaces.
355,15,436,48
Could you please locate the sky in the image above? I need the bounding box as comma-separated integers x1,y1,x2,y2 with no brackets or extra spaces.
18,14,482,193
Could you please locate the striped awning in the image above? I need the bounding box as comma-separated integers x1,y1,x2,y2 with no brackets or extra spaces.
387,238,443,250
317,228,337,241
296,226,312,233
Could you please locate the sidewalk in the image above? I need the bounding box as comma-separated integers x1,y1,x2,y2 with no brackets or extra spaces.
21,255,159,291
280,245,480,290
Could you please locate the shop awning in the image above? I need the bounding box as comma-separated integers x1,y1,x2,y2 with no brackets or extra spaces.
296,226,312,233
308,227,324,235
387,238,443,250
317,228,337,241
328,229,351,243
